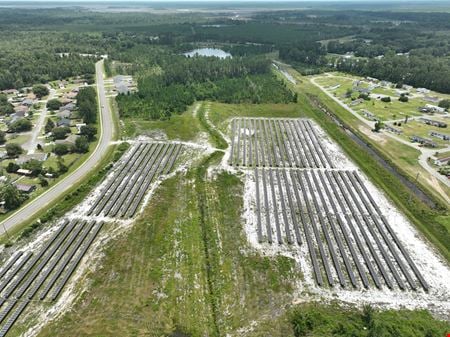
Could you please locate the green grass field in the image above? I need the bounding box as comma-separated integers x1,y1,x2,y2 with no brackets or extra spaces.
208,102,304,134
314,74,444,121
396,120,450,148
121,104,202,141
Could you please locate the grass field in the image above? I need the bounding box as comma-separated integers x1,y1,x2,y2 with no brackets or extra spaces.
208,102,304,134
396,120,450,148
121,103,202,141
354,98,426,121
314,74,441,121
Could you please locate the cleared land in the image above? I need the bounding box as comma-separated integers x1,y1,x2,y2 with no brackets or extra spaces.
230,117,428,291
229,118,333,168
0,140,184,335
86,142,182,219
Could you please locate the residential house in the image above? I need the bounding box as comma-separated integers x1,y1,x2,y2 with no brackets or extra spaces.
350,98,363,106
13,106,28,116
417,88,430,94
57,118,71,127
424,104,446,114
402,84,413,91
384,125,402,135
14,183,36,193
16,153,48,165
57,110,72,119
65,91,78,100
21,98,34,107
2,89,19,95
423,96,440,103
361,109,377,121
16,169,32,176
410,135,437,147
116,83,130,95
366,77,379,83
434,156,450,166
55,134,79,146
429,131,450,141
354,87,370,95
60,103,76,111
419,117,447,128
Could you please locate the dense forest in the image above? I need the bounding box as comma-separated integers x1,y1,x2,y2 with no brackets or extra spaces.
116,55,296,120
2,7,450,92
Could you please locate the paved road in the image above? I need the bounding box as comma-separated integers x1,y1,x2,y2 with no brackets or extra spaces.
310,76,450,190
23,88,56,154
1,60,115,236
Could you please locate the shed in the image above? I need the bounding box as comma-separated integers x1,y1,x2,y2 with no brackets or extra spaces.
16,169,32,176
14,183,36,193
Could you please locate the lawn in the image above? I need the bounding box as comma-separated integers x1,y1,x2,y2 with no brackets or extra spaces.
121,103,202,141
208,102,305,134
396,120,450,148
354,97,426,121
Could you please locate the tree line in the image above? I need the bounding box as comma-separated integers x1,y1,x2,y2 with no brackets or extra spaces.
117,55,296,120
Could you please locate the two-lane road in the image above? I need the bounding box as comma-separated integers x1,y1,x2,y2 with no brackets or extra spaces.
1,60,115,235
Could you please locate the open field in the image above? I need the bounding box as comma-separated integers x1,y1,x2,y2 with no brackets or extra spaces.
121,104,202,141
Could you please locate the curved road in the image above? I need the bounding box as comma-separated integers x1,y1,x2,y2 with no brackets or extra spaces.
310,76,450,191
1,60,115,235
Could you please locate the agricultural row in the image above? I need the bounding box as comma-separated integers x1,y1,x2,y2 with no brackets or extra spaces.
87,142,182,219
229,118,334,168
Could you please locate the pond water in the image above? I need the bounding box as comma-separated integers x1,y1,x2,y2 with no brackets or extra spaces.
183,48,232,59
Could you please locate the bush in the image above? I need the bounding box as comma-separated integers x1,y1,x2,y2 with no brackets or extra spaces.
358,93,370,101
74,135,89,153
39,176,49,187
380,96,391,102
6,162,20,173
399,95,409,102
5,143,23,157
32,84,49,98
80,125,97,141
45,118,55,134
9,118,32,133
46,98,62,110
439,99,450,110
22,159,43,176
52,126,71,140
289,303,450,337
0,131,5,145
54,143,69,156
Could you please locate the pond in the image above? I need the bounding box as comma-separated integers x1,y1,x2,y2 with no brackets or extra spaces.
183,48,232,59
